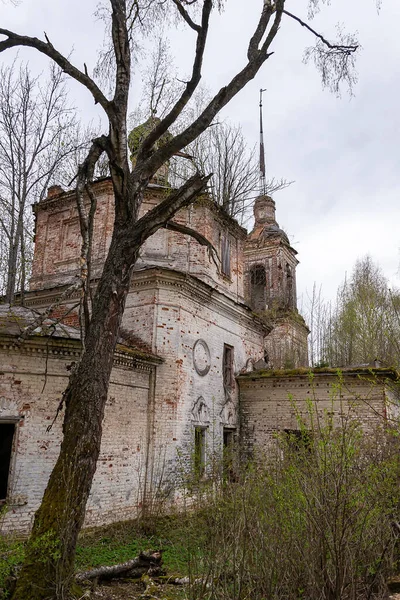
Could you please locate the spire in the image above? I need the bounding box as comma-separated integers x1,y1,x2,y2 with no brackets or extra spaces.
259,88,267,194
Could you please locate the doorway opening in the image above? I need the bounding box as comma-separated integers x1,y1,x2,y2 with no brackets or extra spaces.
0,423,15,502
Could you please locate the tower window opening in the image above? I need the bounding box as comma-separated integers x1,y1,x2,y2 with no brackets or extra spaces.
286,263,294,308
221,233,231,277
250,265,267,312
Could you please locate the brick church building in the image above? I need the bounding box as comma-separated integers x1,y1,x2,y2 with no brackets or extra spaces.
0,174,395,534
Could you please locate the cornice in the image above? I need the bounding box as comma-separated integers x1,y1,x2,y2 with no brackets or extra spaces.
0,334,159,370
33,178,172,214
244,238,299,258
21,268,270,336
0,336,81,359
131,267,269,334
238,367,400,382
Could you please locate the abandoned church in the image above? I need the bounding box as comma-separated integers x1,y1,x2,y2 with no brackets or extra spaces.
0,160,398,534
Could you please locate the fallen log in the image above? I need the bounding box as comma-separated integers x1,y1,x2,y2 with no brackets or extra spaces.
75,550,163,583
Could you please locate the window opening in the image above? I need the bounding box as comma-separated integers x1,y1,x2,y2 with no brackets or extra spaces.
0,423,15,502
286,263,294,308
223,428,235,481
223,345,234,391
194,426,206,477
221,233,231,277
250,264,267,312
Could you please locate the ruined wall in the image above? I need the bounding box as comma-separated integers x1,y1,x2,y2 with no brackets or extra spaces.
30,181,115,291
0,338,154,534
244,241,298,312
30,181,246,304
120,268,266,500
264,317,309,369
239,369,393,459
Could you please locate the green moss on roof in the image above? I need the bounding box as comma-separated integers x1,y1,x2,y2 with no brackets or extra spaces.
128,117,172,160
238,366,400,380
115,343,162,363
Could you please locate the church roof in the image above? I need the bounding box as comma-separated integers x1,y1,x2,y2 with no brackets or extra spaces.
0,304,79,339
0,304,161,363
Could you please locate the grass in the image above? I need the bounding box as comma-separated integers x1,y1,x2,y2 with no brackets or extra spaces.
0,513,198,598
75,514,192,575
0,536,24,597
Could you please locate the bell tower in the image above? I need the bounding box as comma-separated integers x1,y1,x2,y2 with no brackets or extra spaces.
244,194,309,369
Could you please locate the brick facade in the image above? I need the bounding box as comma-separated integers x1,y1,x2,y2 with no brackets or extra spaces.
238,367,398,458
0,325,160,533
1,177,313,533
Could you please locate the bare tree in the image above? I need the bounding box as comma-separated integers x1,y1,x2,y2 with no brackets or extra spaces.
132,36,292,224
186,122,292,224
0,62,81,304
302,282,331,367
0,1,361,597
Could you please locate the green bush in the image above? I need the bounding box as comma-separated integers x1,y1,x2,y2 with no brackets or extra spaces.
180,409,400,600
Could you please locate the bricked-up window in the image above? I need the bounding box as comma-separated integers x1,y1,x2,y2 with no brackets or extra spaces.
250,264,267,312
0,423,15,502
194,426,206,477
221,233,231,277
223,345,234,390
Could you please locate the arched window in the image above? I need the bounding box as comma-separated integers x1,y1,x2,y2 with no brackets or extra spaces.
286,263,294,308
250,264,267,312
221,233,231,277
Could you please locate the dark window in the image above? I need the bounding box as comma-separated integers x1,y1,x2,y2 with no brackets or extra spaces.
0,423,15,501
286,263,294,308
223,345,234,390
221,234,231,277
250,264,267,312
194,427,206,477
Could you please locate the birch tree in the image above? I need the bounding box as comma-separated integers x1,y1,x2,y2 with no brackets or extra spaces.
323,257,400,368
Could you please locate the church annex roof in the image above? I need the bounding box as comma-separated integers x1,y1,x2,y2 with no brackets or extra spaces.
0,304,161,363
0,304,79,339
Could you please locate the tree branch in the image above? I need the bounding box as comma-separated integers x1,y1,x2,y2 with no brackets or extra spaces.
247,1,273,60
130,172,211,248
172,0,201,32
110,0,131,115
142,4,284,176
282,10,359,53
163,220,220,270
15,280,83,345
0,28,112,115
135,0,212,163
75,135,109,335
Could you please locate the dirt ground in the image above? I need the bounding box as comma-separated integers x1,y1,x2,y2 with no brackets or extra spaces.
89,581,400,600
89,579,186,600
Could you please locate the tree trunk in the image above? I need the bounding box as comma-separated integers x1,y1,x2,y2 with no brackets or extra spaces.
6,205,24,305
12,225,138,600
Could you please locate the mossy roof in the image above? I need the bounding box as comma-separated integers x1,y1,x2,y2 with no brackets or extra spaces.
238,365,400,381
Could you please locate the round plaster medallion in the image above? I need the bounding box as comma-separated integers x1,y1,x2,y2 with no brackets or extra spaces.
193,339,211,376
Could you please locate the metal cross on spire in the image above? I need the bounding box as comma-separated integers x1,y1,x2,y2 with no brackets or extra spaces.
259,88,267,194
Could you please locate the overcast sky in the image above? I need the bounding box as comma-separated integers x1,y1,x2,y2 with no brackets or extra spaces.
1,0,400,309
